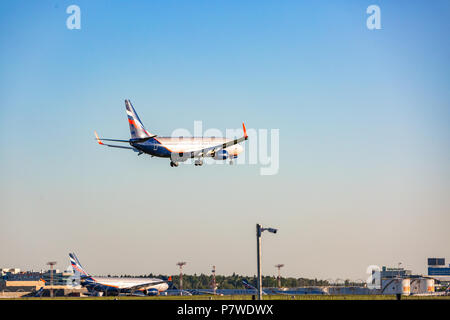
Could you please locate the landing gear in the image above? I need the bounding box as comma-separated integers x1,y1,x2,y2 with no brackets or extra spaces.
194,159,203,166
170,161,179,167
229,159,234,165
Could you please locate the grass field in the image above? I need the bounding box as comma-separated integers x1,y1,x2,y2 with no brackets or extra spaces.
8,294,450,301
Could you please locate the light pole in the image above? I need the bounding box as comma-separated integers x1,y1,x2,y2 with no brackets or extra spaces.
211,265,216,295
256,223,278,300
46,261,57,298
176,262,187,295
275,264,284,288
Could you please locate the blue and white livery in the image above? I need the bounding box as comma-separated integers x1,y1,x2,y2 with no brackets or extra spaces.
69,253,169,296
95,100,248,167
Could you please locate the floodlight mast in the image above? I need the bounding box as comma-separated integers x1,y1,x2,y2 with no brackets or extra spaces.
256,224,278,300
46,261,57,298
275,264,285,288
176,261,187,295
212,265,216,295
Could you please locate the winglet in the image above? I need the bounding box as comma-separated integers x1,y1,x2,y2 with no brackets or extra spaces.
94,131,104,145
242,122,248,139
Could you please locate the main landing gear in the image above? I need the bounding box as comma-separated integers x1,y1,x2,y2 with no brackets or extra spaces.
194,159,203,166
170,161,179,167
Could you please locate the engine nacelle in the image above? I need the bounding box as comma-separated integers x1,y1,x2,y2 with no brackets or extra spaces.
213,149,229,160
146,288,159,296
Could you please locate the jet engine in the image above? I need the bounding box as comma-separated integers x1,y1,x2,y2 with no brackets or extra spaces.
146,288,159,296
212,149,229,160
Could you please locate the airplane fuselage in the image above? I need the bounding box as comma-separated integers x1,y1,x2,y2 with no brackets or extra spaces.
82,276,169,294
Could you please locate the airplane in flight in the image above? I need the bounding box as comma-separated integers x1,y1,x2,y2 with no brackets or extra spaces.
69,253,169,296
95,100,248,167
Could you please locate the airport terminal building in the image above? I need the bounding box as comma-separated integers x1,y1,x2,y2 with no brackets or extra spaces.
427,258,450,284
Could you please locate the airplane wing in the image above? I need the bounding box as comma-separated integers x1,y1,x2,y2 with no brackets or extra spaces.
94,131,140,152
173,123,248,160
189,289,222,295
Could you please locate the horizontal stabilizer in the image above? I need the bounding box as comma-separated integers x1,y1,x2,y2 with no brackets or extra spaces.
98,138,130,143
94,131,140,152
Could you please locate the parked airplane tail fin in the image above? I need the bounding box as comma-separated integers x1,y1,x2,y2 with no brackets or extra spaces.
242,280,256,290
69,253,90,277
125,100,153,139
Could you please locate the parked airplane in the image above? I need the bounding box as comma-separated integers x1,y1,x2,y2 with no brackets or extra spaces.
242,280,267,295
69,253,169,296
95,100,248,167
32,286,45,297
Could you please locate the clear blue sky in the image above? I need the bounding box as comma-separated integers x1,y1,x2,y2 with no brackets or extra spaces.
1,1,449,280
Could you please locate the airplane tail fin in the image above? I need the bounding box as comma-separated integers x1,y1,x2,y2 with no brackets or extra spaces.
69,253,90,278
242,280,256,290
125,100,153,139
